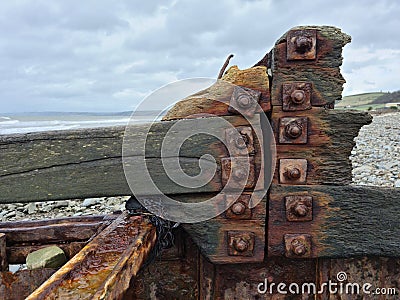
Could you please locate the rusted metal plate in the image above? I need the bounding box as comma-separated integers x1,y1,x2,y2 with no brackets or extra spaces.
282,82,312,111
279,158,307,184
221,157,255,190
284,234,312,258
225,194,252,220
286,195,313,222
279,116,308,144
228,86,261,117
224,126,255,156
26,213,156,300
287,29,317,60
227,231,255,257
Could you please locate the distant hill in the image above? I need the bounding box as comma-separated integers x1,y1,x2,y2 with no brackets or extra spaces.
372,91,400,104
336,91,399,110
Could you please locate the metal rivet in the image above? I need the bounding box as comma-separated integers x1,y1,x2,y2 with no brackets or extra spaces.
234,238,249,252
285,195,313,222
285,167,301,180
291,90,305,104
231,202,246,215
291,239,307,256
285,122,302,139
295,36,313,54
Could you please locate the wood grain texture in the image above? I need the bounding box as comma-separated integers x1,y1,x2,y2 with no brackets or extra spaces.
271,108,372,185
269,185,400,258
271,26,351,106
0,115,261,203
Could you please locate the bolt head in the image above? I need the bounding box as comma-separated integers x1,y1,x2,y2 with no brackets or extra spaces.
231,202,246,215
234,238,249,252
293,204,309,217
290,90,305,104
285,122,302,139
234,134,248,149
295,36,313,54
237,95,252,108
291,239,306,256
285,167,301,180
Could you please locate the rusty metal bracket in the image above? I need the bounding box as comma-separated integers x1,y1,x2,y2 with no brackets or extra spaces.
279,158,307,184
228,86,261,117
284,234,312,258
221,157,255,190
282,82,312,111
287,29,317,60
285,195,313,221
227,231,255,256
279,117,308,144
225,126,255,156
225,194,252,219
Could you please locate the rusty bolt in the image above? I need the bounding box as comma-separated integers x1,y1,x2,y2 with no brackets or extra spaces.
285,166,301,180
291,238,307,256
234,134,248,149
290,89,305,104
285,121,303,139
295,36,313,54
293,203,309,217
233,238,249,252
237,94,253,108
231,202,246,215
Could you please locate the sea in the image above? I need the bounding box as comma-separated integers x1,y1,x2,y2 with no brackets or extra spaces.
0,112,160,135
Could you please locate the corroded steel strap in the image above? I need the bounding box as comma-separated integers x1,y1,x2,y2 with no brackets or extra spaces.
26,212,157,300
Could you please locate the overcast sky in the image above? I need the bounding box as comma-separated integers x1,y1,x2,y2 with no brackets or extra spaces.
0,0,399,113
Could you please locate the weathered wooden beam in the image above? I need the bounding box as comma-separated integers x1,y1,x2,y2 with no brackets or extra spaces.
270,26,351,106
269,184,400,258
0,233,7,272
26,212,156,300
2,222,103,245
0,115,260,203
271,108,372,185
163,66,270,121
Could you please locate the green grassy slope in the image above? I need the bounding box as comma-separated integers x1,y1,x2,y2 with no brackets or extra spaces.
336,92,387,110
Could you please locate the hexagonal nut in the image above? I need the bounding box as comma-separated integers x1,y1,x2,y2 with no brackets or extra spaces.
279,117,308,144
279,159,307,184
225,194,252,219
285,196,313,221
225,126,255,156
228,231,255,256
284,234,312,258
282,82,312,111
287,29,317,60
